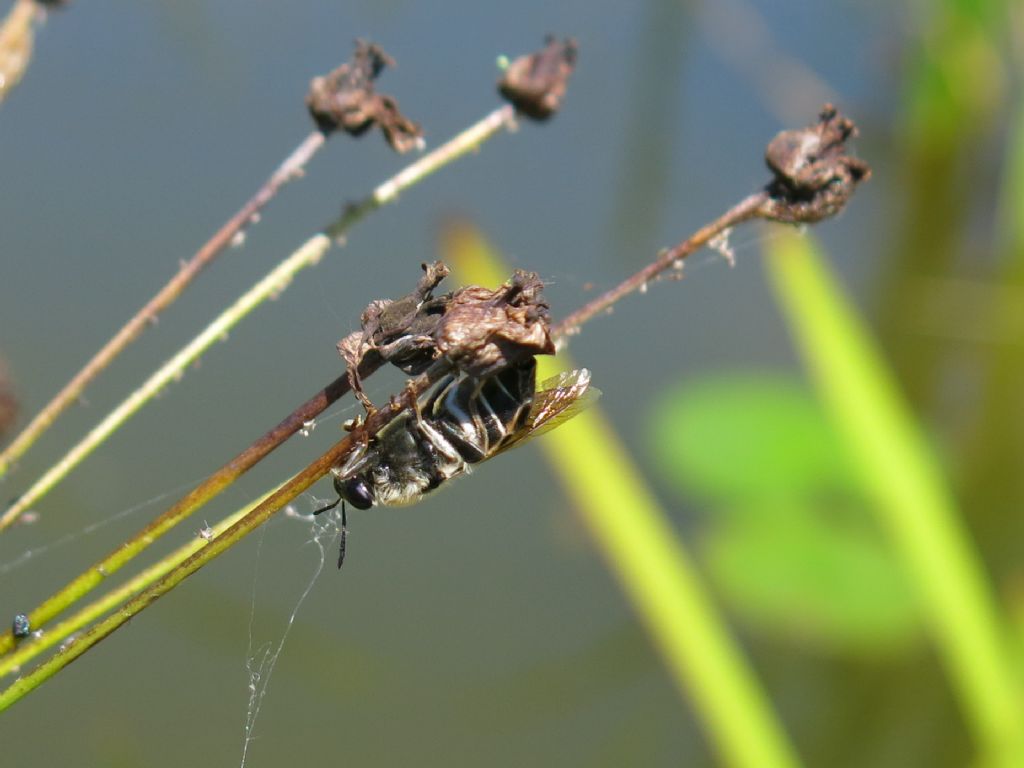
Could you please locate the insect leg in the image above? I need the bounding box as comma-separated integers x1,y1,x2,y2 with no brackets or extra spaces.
404,376,425,425
337,503,348,568
348,354,377,414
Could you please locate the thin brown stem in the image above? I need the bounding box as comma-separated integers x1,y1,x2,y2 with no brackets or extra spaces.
0,361,453,711
552,192,769,338
0,130,328,477
0,185,768,656
0,184,772,657
0,176,816,701
0,102,521,651
0,358,378,656
0,185,823,704
0,103,872,717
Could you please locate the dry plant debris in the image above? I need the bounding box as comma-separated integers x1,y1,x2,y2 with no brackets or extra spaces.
306,40,423,152
338,264,554,409
762,104,871,224
498,36,577,120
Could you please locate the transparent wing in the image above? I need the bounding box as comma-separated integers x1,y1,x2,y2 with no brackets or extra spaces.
498,368,599,453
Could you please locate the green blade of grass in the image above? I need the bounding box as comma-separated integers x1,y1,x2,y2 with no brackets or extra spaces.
444,221,802,768
766,229,1024,765
533,401,800,768
0,490,272,679
0,104,517,532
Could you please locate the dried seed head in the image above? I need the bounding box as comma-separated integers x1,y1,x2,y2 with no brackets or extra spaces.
339,265,555,410
337,262,452,409
338,261,451,375
306,40,423,152
761,104,871,224
436,270,555,376
498,36,577,121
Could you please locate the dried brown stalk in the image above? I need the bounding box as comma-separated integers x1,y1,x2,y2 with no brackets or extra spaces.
555,104,870,336
0,103,868,709
0,41,420,478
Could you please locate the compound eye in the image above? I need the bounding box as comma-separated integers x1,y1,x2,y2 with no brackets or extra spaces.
339,476,374,510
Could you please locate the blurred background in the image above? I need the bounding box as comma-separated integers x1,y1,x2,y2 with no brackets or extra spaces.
0,1,1020,766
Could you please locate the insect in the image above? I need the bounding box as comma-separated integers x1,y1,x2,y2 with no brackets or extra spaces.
315,358,596,566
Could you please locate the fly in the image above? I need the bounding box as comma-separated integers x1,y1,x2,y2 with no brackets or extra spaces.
315,358,597,565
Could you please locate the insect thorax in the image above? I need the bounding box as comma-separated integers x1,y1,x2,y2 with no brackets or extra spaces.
335,360,538,508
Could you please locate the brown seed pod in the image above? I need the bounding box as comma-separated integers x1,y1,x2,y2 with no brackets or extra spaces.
306,40,423,153
761,104,871,224
497,36,577,121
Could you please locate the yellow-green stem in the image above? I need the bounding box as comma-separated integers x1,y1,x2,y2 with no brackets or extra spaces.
448,226,802,768
767,230,1024,765
0,493,268,678
0,129,328,477
0,357,449,711
0,104,516,532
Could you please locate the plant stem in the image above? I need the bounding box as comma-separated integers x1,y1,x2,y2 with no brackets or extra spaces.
539,380,800,768
0,123,842,718
0,234,330,531
0,467,327,712
0,104,517,532
0,130,327,478
325,104,516,239
767,230,1024,766
0,491,269,678
552,192,767,337
0,367,368,657
0,362,451,712
451,225,801,768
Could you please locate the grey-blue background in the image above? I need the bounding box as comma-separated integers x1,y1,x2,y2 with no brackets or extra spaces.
0,1,898,765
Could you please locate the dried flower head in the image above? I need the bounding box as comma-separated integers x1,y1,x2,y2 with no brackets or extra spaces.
436,270,554,376
306,40,423,153
761,104,871,224
498,36,577,121
337,261,451,408
338,265,555,409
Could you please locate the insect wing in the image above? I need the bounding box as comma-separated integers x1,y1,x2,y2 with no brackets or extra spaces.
498,368,598,452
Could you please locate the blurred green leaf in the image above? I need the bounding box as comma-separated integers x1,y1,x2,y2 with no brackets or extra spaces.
703,505,919,653
647,373,857,502
646,373,920,654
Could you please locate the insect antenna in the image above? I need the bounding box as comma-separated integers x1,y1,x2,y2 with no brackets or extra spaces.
337,503,348,569
313,496,340,516
312,494,348,568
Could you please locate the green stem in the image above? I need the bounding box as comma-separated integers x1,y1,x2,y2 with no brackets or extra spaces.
0,461,325,712
537,373,801,768
450,228,801,768
767,230,1024,765
0,492,267,677
0,234,330,531
0,130,328,478
0,359,450,711
0,370,357,659
0,103,516,533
